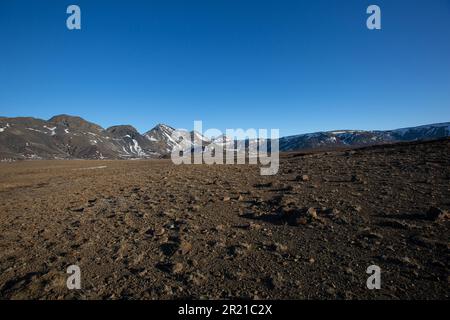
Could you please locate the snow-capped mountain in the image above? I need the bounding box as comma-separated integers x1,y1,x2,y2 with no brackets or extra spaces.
0,115,164,160
0,114,448,160
389,123,450,141
279,123,450,151
144,124,209,155
106,125,157,158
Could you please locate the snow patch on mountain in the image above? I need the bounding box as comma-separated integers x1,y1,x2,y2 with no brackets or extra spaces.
0,123,10,133
131,139,143,156
43,126,57,136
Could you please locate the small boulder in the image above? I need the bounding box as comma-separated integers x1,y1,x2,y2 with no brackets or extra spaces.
154,228,166,236
426,207,449,221
296,174,310,182
171,262,184,274
307,207,318,219
178,240,192,255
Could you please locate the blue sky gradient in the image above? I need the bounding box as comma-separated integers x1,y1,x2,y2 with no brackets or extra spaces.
1,0,449,136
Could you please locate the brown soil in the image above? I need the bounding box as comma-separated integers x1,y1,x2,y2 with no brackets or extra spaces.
0,139,449,300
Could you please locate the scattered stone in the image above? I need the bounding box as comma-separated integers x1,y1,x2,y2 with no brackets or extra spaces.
187,271,207,286
189,205,200,212
271,242,288,253
240,221,261,230
189,195,200,204
255,182,273,188
223,196,231,202
323,208,340,215
215,224,225,232
248,222,261,230
345,267,354,275
307,207,318,219
359,229,383,240
171,262,184,274
296,174,310,182
228,244,249,257
178,241,192,255
426,207,449,221
326,286,336,295
266,273,283,289
293,216,309,226
278,184,294,191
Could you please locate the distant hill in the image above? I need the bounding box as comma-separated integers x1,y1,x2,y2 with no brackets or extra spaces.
0,115,448,160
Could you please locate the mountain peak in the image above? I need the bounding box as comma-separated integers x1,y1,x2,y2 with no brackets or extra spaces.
49,114,85,123
144,123,175,137
49,114,104,131
153,123,175,131
107,125,139,133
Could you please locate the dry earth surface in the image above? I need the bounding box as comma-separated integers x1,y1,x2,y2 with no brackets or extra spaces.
0,139,449,300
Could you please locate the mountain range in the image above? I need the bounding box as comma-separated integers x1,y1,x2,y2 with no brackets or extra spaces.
0,114,449,160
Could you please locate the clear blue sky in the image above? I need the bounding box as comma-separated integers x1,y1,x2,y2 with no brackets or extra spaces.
1,0,449,136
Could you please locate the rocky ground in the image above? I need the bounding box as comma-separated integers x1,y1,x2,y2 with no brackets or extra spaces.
0,139,449,300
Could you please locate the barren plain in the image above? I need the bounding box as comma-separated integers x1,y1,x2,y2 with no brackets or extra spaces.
0,139,449,300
